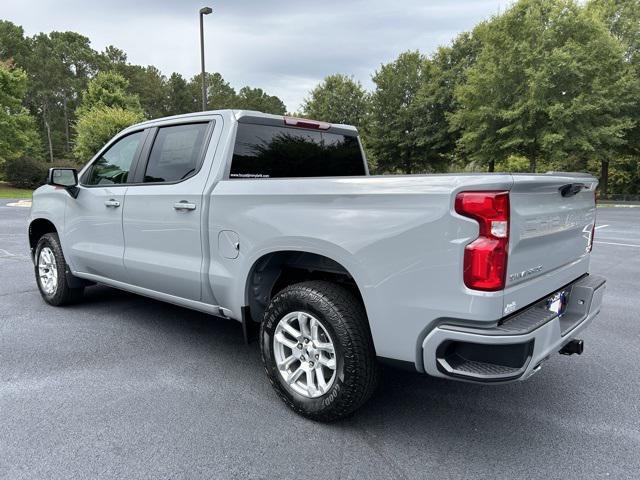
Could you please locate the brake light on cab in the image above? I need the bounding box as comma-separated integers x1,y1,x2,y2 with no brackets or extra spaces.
284,117,331,130
455,191,510,291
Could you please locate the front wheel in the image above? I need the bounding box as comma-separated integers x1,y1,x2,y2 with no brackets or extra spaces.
260,280,378,421
34,233,84,306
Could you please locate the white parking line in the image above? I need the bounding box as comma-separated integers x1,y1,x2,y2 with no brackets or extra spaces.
0,246,31,257
594,241,640,248
6,199,32,207
594,225,609,230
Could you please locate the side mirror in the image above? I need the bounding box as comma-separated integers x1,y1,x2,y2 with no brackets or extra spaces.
48,168,79,198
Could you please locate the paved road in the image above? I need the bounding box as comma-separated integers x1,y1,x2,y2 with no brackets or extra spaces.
1,201,639,480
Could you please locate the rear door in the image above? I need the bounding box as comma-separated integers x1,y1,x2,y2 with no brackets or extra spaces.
65,130,147,281
122,121,215,301
504,174,598,312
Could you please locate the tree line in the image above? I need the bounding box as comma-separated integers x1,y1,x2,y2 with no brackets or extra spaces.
0,21,286,176
302,0,640,195
1,0,639,195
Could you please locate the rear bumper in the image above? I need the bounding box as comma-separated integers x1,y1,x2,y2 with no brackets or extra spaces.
421,274,606,383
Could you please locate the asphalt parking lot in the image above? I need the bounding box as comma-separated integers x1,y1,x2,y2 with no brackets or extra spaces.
1,201,639,480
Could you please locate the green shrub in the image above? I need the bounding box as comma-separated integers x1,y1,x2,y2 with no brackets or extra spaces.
74,106,145,162
495,155,530,173
2,156,49,189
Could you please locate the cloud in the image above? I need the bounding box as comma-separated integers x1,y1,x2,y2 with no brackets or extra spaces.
3,0,507,111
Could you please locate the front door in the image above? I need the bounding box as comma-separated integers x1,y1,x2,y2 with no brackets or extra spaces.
122,121,214,301
64,130,146,281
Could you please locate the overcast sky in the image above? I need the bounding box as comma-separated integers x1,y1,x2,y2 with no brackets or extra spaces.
3,0,509,112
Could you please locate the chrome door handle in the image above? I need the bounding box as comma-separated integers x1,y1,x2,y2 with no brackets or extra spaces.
174,201,196,211
104,199,120,208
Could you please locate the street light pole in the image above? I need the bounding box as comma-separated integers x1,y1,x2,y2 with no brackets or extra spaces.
199,6,213,111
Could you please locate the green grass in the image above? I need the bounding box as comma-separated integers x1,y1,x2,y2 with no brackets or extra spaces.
0,182,33,198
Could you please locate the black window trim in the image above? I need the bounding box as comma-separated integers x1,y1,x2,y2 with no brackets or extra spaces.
79,128,150,188
127,120,215,186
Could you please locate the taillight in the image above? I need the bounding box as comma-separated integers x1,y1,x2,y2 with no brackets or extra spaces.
455,191,510,291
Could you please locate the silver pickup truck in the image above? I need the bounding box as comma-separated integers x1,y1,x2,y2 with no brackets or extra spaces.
28,110,605,421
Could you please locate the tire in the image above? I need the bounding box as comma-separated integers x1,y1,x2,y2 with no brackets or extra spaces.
260,280,379,421
34,232,84,306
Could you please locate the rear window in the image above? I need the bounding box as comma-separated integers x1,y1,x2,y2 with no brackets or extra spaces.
230,123,365,179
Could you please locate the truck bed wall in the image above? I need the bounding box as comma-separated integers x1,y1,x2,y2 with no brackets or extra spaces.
208,174,515,367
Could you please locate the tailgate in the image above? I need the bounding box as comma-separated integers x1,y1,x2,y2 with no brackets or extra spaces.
503,174,598,314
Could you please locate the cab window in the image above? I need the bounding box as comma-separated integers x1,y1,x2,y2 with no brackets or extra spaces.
230,124,366,178
84,131,144,186
143,123,209,183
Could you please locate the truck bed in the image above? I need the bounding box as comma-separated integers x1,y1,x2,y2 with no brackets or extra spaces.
208,171,597,367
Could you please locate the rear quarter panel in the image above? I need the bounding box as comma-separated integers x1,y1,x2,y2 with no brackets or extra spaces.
209,174,513,366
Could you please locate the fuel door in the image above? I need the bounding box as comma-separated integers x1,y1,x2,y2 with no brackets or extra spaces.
218,230,240,259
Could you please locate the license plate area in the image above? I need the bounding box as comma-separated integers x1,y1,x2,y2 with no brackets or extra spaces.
546,290,569,317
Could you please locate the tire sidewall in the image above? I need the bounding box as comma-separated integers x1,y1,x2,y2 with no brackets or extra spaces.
261,288,349,415
34,234,66,305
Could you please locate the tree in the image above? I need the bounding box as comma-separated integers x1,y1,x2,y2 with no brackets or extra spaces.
2,20,293,162
0,61,41,167
588,0,640,193
236,86,286,115
49,31,98,152
367,51,434,174
411,31,485,170
165,72,193,116
188,72,237,110
451,0,638,176
74,72,144,162
21,33,61,162
607,156,640,194
73,106,144,162
301,74,368,126
76,71,142,115
99,45,128,69
11,30,99,162
0,20,28,63
123,65,167,119
588,0,640,68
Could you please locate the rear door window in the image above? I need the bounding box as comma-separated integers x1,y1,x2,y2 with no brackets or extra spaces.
143,123,209,183
230,124,365,178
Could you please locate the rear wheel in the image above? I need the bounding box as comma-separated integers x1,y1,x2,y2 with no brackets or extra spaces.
34,233,84,306
260,280,378,421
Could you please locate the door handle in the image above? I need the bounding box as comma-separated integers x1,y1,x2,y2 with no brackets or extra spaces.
174,201,196,211
104,199,120,208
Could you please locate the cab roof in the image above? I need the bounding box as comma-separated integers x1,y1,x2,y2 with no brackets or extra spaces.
126,110,359,136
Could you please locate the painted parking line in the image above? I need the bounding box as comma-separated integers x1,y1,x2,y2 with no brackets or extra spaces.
594,224,609,230
598,204,640,208
594,241,640,248
0,248,31,259
6,200,32,208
